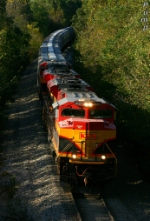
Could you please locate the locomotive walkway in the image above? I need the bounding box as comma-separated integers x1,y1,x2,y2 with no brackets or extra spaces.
0,60,81,221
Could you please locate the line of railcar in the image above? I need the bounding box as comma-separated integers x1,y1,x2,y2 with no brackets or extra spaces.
37,26,117,190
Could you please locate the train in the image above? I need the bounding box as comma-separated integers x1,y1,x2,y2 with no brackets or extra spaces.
37,26,117,190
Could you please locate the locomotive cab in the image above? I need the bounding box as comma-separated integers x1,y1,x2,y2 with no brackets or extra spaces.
47,97,117,187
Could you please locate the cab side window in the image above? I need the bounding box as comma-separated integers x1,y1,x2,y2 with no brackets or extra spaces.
90,109,112,118
62,108,85,117
62,109,72,116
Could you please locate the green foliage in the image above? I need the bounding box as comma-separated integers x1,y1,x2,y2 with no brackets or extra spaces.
0,0,81,128
0,0,6,27
29,1,52,36
72,0,150,152
60,0,82,26
6,0,32,32
0,25,30,108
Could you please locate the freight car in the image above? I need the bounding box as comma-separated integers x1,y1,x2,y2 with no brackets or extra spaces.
37,27,117,189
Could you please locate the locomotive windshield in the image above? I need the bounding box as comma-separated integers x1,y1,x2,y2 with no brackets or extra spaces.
90,109,112,119
62,108,85,117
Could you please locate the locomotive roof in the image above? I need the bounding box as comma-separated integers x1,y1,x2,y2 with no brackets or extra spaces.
45,68,79,78
47,63,69,70
47,77,91,90
48,77,90,85
46,67,70,74
38,60,67,67
52,91,106,109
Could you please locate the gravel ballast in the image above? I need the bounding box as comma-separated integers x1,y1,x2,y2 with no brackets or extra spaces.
0,60,80,221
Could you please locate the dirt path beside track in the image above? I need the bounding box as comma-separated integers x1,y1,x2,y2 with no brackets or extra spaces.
0,60,80,221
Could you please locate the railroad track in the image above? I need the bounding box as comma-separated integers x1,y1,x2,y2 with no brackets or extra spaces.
55,166,114,221
73,192,114,221
59,180,114,221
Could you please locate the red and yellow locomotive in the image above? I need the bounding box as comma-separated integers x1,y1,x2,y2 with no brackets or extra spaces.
37,27,117,188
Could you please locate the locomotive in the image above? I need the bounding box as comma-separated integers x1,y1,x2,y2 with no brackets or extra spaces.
37,27,117,189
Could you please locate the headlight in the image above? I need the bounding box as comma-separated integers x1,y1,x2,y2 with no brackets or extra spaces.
84,102,93,107
72,154,77,159
101,155,106,160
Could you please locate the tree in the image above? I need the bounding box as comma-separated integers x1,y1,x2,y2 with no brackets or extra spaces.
72,0,150,148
